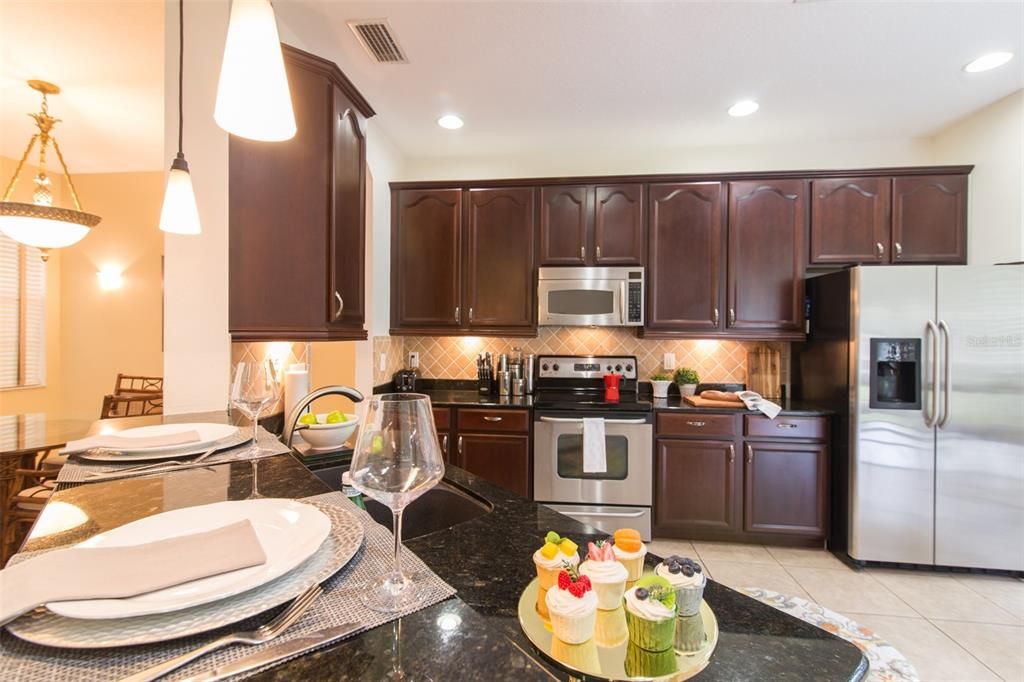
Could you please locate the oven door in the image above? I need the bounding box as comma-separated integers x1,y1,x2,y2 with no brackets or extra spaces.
533,413,653,506
538,278,626,326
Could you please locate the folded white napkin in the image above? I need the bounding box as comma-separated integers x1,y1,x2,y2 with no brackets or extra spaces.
0,519,267,625
582,417,607,473
736,391,783,419
61,429,202,455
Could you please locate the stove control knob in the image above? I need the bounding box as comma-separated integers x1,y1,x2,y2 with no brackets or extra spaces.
552,363,560,371
615,364,622,372
625,364,633,373
541,363,549,372
606,365,613,371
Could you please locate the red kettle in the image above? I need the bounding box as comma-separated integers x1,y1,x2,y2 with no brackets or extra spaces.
603,373,622,402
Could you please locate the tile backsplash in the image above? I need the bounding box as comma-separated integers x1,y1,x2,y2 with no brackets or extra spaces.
376,330,788,387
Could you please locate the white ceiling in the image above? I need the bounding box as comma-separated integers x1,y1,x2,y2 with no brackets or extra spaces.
0,0,163,174
277,0,1024,162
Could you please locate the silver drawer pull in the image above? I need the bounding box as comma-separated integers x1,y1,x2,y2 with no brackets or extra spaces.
685,421,706,427
776,423,798,429
483,416,503,422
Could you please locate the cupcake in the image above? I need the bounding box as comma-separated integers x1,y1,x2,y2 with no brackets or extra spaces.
623,575,677,652
655,555,706,616
545,566,598,644
579,541,629,610
674,612,706,652
533,530,580,590
611,528,647,582
624,641,679,678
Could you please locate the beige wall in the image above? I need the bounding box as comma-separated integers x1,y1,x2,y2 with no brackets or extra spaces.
927,89,1024,265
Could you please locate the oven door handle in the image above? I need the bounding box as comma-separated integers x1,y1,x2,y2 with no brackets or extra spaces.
566,509,648,519
538,417,648,424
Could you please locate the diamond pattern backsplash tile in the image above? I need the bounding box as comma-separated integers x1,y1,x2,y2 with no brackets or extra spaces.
230,342,311,413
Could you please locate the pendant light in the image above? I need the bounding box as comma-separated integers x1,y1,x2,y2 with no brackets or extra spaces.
159,0,201,235
214,0,296,141
0,81,101,261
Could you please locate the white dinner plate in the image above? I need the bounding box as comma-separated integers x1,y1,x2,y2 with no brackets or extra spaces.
46,498,331,619
77,423,240,461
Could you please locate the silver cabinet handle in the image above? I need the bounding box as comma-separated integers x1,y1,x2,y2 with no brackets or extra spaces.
457,435,463,457
442,434,449,458
483,416,503,422
468,307,474,323
713,308,719,326
895,242,903,258
776,423,798,430
685,421,706,427
924,320,939,426
938,320,951,428
728,443,735,465
333,291,343,320
580,246,586,261
876,242,885,257
596,245,602,260
728,308,736,325
745,443,753,464
455,306,460,324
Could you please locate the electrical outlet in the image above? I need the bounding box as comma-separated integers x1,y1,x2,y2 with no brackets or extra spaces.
663,352,676,370
379,353,386,372
408,351,419,368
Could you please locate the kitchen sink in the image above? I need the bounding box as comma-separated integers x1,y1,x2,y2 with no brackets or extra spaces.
311,465,493,540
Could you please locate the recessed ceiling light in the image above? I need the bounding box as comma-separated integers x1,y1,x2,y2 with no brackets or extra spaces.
964,52,1014,73
437,114,464,130
728,100,759,117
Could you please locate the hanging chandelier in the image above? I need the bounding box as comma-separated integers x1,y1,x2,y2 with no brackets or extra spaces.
0,80,100,260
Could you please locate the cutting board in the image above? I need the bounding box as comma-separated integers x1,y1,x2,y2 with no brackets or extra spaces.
683,395,747,409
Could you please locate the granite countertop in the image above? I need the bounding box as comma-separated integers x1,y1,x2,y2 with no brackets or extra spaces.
653,397,835,416
420,389,534,409
14,413,866,681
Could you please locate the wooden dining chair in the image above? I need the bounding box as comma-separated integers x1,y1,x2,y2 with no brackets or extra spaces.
113,374,163,396
100,394,163,419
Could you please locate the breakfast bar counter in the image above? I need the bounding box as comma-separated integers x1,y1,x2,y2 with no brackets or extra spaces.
8,415,866,681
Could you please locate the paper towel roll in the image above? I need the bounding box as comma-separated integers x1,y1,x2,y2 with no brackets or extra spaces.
284,364,310,422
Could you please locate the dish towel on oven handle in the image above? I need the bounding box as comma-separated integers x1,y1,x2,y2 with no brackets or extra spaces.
736,391,783,419
582,417,607,473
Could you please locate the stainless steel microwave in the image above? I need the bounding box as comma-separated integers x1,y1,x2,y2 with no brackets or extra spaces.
537,267,644,327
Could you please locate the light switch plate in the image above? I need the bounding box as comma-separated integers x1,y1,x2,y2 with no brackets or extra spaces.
408,351,419,368
379,353,386,372
663,352,676,370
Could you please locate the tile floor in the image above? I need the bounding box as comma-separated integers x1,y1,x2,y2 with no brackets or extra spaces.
649,538,1024,682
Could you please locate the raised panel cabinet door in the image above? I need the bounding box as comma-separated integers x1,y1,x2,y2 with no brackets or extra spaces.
654,439,739,534
465,187,536,330
810,177,891,265
743,441,827,537
892,175,967,263
329,88,367,333
594,184,645,265
727,180,806,332
393,189,462,329
539,185,589,265
229,57,331,334
647,182,723,331
457,433,530,497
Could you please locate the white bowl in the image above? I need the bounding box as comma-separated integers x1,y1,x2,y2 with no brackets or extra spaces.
298,413,360,451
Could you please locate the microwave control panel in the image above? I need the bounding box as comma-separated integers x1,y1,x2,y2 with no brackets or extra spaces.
627,280,643,324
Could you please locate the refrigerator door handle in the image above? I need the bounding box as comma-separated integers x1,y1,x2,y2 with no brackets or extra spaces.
924,320,939,427
938,320,951,428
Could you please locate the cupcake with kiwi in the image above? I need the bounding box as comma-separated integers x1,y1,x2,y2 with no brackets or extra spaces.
623,575,677,651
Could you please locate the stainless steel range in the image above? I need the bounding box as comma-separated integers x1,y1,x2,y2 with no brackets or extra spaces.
532,355,654,540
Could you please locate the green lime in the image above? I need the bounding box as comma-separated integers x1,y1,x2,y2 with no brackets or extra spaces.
298,413,319,426
371,434,384,454
326,410,347,424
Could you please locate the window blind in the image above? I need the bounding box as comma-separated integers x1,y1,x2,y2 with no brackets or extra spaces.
0,233,46,389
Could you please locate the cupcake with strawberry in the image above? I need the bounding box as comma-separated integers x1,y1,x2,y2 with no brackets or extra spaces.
623,575,677,651
534,530,580,590
611,528,648,583
655,555,707,617
579,540,629,610
545,565,598,644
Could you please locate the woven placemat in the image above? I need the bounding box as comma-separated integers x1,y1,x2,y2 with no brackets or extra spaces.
0,491,457,681
57,427,290,486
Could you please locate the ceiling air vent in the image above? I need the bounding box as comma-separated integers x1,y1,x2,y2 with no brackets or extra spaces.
347,19,408,64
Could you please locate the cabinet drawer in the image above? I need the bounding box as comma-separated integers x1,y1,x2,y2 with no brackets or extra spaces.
432,407,451,431
457,408,530,433
744,415,826,440
657,413,737,438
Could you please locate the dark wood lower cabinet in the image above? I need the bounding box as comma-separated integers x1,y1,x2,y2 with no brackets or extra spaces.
457,433,530,497
743,441,827,537
654,439,739,535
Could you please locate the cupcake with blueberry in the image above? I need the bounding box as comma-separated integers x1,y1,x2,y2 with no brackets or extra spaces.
579,540,629,610
655,555,706,616
534,530,580,590
545,565,598,644
623,575,677,651
611,528,647,583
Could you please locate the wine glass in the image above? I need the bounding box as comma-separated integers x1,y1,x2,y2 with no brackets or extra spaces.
230,361,280,497
350,393,445,612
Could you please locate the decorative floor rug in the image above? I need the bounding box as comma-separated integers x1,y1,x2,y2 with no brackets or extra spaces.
743,588,919,682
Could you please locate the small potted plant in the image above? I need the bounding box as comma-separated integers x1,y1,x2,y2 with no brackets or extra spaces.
650,372,673,399
674,367,700,396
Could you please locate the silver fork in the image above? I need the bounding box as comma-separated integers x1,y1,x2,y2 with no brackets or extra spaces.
86,447,219,478
120,584,323,682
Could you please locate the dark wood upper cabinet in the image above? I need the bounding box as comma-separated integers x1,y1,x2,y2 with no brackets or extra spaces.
593,184,644,265
810,177,890,265
539,185,588,264
743,441,828,537
892,175,967,264
646,182,723,333
229,45,373,341
727,180,806,334
392,189,462,330
655,439,740,535
465,188,536,330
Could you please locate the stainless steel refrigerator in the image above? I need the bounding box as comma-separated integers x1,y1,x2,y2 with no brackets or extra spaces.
794,265,1024,571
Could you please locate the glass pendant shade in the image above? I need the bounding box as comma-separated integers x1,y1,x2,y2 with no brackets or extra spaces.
159,155,201,235
214,0,296,141
0,212,92,250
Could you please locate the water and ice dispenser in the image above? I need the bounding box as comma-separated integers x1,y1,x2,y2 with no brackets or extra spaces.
869,338,922,410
